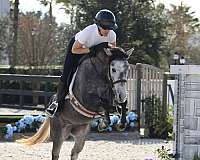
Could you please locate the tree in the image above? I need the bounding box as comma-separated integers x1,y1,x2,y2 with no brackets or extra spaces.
0,17,11,64
11,0,20,67
187,33,200,64
56,0,169,67
166,3,200,62
16,12,69,69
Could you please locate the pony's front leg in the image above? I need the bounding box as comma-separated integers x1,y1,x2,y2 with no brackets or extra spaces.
105,111,111,125
71,124,90,160
120,100,127,126
116,100,127,131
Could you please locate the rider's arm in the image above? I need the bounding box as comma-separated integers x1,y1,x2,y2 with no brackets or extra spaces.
109,31,116,47
110,42,116,47
72,40,116,54
71,40,90,54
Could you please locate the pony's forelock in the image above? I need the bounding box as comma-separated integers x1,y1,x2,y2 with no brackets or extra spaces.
109,47,128,60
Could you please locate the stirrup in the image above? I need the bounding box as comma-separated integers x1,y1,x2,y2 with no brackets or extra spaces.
45,101,58,118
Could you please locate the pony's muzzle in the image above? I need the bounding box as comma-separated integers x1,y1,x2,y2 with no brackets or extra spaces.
113,88,127,103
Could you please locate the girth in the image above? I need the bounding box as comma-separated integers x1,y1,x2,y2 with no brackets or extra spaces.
69,93,103,118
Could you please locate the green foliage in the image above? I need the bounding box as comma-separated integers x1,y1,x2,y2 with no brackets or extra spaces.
144,95,173,139
0,127,7,135
156,146,171,160
56,0,169,67
0,115,23,119
193,153,200,160
166,3,200,64
12,11,74,68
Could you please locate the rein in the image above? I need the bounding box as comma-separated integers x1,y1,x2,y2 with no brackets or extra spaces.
68,70,104,118
89,54,114,109
107,58,127,87
89,53,128,109
89,53,127,86
69,48,128,119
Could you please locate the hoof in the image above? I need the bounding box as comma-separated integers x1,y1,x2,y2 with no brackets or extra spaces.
97,121,108,132
115,123,127,132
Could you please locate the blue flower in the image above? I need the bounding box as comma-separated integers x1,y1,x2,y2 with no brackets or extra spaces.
5,124,15,139
17,118,27,130
110,115,119,126
13,126,17,131
34,115,46,122
23,115,34,125
106,126,112,132
90,120,98,128
126,112,137,123
3,115,47,139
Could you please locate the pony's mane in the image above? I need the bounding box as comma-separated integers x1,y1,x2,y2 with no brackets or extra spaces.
109,47,128,61
88,42,128,60
78,45,128,65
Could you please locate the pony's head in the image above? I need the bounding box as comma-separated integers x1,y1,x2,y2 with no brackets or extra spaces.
75,44,133,113
103,47,133,104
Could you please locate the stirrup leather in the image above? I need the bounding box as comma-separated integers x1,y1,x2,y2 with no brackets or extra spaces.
45,101,58,117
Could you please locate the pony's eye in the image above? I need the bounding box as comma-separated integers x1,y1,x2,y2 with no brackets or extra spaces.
112,68,116,72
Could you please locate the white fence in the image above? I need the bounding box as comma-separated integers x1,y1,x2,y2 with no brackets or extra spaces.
0,63,166,130
127,64,165,109
127,63,166,129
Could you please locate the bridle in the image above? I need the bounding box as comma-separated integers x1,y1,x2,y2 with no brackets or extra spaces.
108,62,128,88
112,79,127,85
89,54,128,105
69,49,128,118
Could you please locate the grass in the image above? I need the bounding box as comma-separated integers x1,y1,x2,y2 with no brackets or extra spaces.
0,115,24,119
0,115,24,126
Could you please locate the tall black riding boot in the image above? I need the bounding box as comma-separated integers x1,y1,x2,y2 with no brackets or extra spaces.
56,80,68,112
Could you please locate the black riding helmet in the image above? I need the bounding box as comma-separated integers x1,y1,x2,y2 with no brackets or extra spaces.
94,9,118,30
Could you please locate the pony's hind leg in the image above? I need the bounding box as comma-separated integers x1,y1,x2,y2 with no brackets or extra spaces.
71,124,90,160
51,118,72,160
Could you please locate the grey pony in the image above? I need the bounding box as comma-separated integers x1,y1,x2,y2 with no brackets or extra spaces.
18,47,133,160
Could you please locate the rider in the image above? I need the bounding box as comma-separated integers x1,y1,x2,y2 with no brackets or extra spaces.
46,9,118,117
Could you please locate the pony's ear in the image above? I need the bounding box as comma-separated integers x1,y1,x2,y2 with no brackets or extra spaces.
126,47,134,58
104,48,112,56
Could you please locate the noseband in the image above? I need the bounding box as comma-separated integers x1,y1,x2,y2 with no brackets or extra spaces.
108,58,128,88
90,54,128,106
112,79,127,85
69,50,128,118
